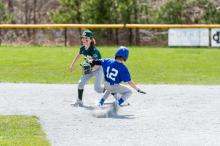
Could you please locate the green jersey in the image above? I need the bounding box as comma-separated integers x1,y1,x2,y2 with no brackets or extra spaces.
79,45,101,59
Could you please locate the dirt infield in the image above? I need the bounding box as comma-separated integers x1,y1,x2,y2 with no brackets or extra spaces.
1,83,220,146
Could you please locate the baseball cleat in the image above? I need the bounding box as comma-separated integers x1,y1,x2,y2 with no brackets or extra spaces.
71,99,83,107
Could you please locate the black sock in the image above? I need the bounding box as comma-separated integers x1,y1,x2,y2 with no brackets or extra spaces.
78,89,83,101
111,93,115,96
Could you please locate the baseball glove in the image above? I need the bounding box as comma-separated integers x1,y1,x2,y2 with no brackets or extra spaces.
81,62,92,75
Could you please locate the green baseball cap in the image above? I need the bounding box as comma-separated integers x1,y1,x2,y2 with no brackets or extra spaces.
81,30,93,38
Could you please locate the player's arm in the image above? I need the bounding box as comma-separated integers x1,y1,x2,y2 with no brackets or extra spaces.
122,67,146,94
127,80,139,90
86,56,102,65
91,60,102,65
70,52,81,72
128,80,146,94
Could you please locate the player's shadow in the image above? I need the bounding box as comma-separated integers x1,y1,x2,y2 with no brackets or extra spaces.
110,114,135,119
81,104,96,110
81,103,135,119
94,113,135,119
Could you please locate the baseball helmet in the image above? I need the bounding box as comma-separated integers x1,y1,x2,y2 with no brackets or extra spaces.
81,30,93,38
115,46,129,61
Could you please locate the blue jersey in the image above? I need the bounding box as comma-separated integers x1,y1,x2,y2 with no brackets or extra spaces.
100,59,131,85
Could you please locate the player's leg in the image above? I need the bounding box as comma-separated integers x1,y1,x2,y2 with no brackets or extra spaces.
110,84,132,106
72,74,93,106
109,84,132,113
117,85,132,105
93,66,105,93
98,90,111,106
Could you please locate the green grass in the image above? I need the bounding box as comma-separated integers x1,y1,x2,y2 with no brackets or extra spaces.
0,115,50,146
0,45,220,84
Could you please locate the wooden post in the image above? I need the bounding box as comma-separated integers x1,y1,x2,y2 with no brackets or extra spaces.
64,28,67,46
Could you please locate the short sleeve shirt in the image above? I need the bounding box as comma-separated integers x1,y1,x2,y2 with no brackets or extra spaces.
99,59,131,85
79,45,101,59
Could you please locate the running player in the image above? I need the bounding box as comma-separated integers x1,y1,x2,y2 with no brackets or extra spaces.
87,46,146,109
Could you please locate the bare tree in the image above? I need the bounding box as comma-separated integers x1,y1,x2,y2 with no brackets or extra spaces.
8,0,15,24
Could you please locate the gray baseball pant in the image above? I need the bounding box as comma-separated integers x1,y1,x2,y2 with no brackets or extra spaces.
102,81,132,101
78,66,104,93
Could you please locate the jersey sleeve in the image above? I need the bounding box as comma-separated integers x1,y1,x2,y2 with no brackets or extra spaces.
121,66,131,82
92,49,101,59
92,59,102,65
99,59,105,64
79,46,84,54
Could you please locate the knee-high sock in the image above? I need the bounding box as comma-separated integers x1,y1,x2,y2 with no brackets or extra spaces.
78,89,83,100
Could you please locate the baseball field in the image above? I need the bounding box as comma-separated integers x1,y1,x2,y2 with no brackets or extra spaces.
0,115,50,146
0,46,220,146
0,45,220,84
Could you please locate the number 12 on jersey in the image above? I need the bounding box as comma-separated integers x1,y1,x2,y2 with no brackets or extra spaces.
106,66,118,81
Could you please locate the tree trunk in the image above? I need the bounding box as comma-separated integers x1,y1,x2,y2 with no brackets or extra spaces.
25,0,31,39
108,29,114,43
135,28,140,45
0,28,2,45
33,0,37,41
126,4,132,45
115,29,119,45
8,0,15,24
75,0,81,39
134,0,140,45
129,28,133,45
33,0,37,24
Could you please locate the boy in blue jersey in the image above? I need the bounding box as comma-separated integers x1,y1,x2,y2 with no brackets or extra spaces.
88,46,146,109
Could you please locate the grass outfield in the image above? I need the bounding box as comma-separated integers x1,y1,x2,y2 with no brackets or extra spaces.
0,45,220,84
0,115,50,146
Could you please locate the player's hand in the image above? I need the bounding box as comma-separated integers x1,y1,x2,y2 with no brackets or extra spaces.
86,55,93,63
137,89,146,94
69,63,74,72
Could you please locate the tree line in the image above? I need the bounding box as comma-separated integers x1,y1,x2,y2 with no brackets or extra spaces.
1,0,220,45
